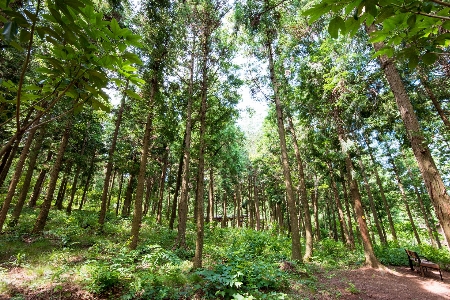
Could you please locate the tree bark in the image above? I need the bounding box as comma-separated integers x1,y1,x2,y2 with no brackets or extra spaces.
28,150,52,208
363,133,398,243
358,159,386,245
389,156,421,245
156,146,169,225
99,79,128,226
0,120,39,231
287,115,313,259
368,23,450,248
267,37,302,261
169,145,184,230
11,125,47,225
32,118,72,233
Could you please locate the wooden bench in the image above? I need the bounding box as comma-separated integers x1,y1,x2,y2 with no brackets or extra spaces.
405,249,443,281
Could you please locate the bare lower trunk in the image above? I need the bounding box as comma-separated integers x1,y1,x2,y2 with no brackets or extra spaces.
358,159,386,245
267,38,301,261
33,118,72,233
368,23,450,248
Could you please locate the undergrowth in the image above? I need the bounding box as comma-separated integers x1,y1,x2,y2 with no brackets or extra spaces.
1,208,450,299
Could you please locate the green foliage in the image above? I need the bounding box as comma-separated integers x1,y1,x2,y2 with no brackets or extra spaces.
312,238,364,267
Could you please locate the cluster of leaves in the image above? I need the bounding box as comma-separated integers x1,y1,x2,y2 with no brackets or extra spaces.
304,0,450,68
311,238,365,267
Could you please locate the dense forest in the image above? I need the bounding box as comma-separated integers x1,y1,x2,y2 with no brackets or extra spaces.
1,0,450,299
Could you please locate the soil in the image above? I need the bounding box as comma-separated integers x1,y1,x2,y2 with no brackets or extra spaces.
1,265,450,299
297,265,450,299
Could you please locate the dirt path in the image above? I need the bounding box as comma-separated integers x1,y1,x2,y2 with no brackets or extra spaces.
303,265,450,299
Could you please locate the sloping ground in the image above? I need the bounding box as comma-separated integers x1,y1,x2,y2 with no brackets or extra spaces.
295,266,450,299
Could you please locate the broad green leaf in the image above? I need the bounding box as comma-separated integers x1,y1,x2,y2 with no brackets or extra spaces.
2,21,18,42
328,16,345,38
442,21,450,31
407,14,416,28
125,89,141,100
372,46,394,58
376,5,395,23
369,30,389,43
303,3,331,24
110,18,121,37
19,29,31,43
422,52,438,65
408,54,419,69
9,40,23,51
122,52,143,65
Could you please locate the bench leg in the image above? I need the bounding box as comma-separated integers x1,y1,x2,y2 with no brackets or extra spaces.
439,269,443,281
420,266,425,277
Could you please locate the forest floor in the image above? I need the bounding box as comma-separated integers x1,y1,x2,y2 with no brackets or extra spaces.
295,265,450,299
1,264,450,299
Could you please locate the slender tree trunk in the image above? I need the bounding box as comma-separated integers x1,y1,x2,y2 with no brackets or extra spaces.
254,178,261,231
193,19,212,268
221,192,227,228
11,125,47,225
116,173,124,216
333,101,379,267
28,150,53,208
287,115,313,259
312,174,321,240
363,133,398,243
0,120,39,231
156,146,169,225
237,182,242,227
358,159,386,245
419,74,450,131
267,37,302,261
55,163,72,210
176,33,196,249
0,138,21,188
67,140,88,215
78,151,96,211
389,156,421,245
208,167,214,223
32,118,72,233
143,176,154,216
340,175,355,247
99,80,128,226
122,173,135,217
368,24,450,248
327,162,352,247
107,170,117,211
130,109,154,249
169,146,184,230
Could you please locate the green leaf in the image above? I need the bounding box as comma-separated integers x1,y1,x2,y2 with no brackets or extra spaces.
328,16,345,38
2,21,18,42
422,52,437,65
442,21,450,31
372,46,394,58
19,29,31,43
303,3,331,24
408,54,419,69
110,18,121,37
366,2,378,17
122,52,143,65
407,14,416,28
125,89,141,100
9,40,23,51
376,5,395,23
369,30,389,43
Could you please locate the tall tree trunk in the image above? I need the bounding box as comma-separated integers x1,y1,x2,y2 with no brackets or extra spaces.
55,163,72,210
176,33,196,248
287,115,313,259
32,118,72,233
99,80,128,226
267,37,302,261
122,173,135,217
11,125,47,226
312,174,321,240
254,177,261,231
28,150,53,208
208,167,214,223
389,156,421,245
78,151,96,211
107,170,117,211
116,173,124,216
333,102,379,267
193,18,212,268
419,74,450,131
221,192,227,228
169,146,184,230
358,159,386,245
0,138,21,188
327,162,352,248
156,146,169,225
237,182,242,227
363,133,398,243
143,176,154,216
0,120,39,231
368,24,450,248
